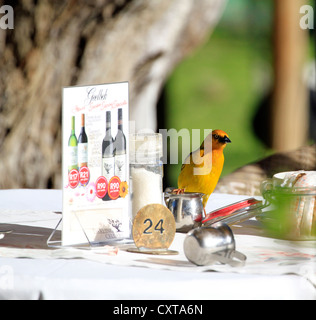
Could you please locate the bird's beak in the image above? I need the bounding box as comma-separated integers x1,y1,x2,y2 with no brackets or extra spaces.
219,136,231,144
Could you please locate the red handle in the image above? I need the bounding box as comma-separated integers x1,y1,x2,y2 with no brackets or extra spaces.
202,198,260,224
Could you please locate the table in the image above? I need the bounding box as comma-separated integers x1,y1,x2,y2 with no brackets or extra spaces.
0,189,315,300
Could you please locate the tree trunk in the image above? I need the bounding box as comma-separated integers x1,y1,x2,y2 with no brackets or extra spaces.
0,0,226,189
270,0,309,152
215,144,316,196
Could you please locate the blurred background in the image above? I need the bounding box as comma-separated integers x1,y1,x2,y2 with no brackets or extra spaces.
161,0,316,188
0,0,315,191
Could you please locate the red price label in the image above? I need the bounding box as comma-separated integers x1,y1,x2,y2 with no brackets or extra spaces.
96,176,108,199
79,166,90,186
68,169,79,189
108,176,121,200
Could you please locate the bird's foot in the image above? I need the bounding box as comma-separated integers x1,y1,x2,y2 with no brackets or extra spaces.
172,188,185,195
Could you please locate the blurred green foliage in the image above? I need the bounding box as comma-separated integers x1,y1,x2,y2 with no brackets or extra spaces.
163,0,275,187
163,0,315,188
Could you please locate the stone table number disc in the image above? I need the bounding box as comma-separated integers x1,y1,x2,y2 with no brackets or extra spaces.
128,204,178,255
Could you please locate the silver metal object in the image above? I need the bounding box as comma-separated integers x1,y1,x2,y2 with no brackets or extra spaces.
183,223,246,267
164,189,266,232
164,191,205,233
204,201,266,227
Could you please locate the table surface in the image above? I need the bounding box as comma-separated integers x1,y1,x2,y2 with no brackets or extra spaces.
0,189,315,300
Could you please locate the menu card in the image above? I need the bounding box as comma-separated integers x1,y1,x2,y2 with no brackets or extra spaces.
62,82,130,246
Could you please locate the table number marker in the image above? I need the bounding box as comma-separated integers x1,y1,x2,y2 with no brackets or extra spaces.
128,204,178,255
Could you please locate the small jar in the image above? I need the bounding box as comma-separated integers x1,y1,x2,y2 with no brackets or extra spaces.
129,133,163,218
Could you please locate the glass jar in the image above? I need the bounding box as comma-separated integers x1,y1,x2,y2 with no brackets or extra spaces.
261,171,316,240
129,133,163,218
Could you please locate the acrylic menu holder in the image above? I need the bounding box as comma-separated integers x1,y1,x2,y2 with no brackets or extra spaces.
47,217,64,248
53,81,132,249
47,214,133,249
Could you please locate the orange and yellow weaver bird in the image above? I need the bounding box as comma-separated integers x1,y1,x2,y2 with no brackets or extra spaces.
177,129,231,209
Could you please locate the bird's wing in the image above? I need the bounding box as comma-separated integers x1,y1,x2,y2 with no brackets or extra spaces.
178,148,206,190
180,148,205,171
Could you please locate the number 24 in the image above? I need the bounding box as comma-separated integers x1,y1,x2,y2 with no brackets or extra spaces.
143,219,164,235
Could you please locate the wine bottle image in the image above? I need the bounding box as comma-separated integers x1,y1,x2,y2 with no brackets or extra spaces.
68,116,78,172
78,113,88,169
114,108,126,182
102,111,115,201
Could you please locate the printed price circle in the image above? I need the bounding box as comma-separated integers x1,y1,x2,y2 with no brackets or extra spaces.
132,204,176,250
108,176,121,200
95,176,108,199
79,166,90,186
68,169,79,189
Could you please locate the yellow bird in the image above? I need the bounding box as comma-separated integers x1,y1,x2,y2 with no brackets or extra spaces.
177,129,231,209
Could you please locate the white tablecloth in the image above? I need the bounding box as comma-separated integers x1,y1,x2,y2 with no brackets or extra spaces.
0,189,315,300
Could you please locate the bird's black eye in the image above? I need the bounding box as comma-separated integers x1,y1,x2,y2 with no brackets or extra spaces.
213,134,219,140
